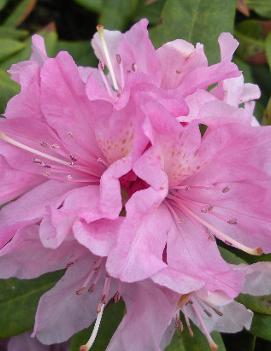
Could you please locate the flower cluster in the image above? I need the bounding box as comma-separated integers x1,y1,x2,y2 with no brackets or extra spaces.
0,19,271,351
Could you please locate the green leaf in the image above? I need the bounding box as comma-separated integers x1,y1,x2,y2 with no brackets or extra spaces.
166,325,226,351
246,0,271,18
150,0,236,63
134,0,166,25
235,20,266,63
251,313,271,341
0,26,28,39
99,0,138,30
0,271,62,338
0,0,9,11
0,38,25,62
69,301,125,351
74,0,102,13
0,28,58,71
56,40,97,66
219,246,246,264
4,0,37,27
238,294,271,315
266,32,271,70
0,69,19,113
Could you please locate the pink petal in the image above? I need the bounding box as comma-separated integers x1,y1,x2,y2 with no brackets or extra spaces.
0,225,83,279
107,281,177,351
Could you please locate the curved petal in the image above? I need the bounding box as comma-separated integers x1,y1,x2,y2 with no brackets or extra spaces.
33,256,110,344
0,225,83,279
107,281,177,351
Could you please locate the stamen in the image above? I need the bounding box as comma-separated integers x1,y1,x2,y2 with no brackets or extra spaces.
97,25,119,91
80,303,105,351
183,311,194,337
175,314,184,333
0,131,99,178
98,62,114,97
116,54,125,89
0,131,73,168
191,299,218,351
177,201,262,256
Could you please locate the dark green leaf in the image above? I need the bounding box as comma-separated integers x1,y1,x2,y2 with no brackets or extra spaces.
238,294,271,315
74,0,102,13
57,40,97,66
219,247,246,264
251,313,271,341
166,325,226,351
135,0,166,25
0,0,9,11
0,69,19,113
0,26,28,39
69,301,124,351
247,0,271,18
0,29,58,71
150,0,236,63
0,271,62,338
99,0,138,30
235,20,266,63
266,32,271,70
0,39,25,62
4,0,37,27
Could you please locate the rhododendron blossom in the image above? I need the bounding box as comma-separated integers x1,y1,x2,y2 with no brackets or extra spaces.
0,18,271,351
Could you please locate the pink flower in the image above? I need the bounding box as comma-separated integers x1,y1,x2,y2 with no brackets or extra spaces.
0,31,149,253
176,261,271,351
107,102,271,296
0,18,270,351
0,224,177,351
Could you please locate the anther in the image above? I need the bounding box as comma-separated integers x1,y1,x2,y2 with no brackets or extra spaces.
227,218,238,225
179,203,263,256
113,291,121,303
40,141,48,147
222,186,230,193
76,287,87,295
131,63,137,72
116,54,121,64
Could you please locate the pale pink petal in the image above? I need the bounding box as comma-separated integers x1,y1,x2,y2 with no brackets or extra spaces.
8,332,48,351
33,256,112,344
106,196,171,282
0,180,75,248
0,225,83,279
74,217,122,257
0,155,43,204
218,32,239,62
107,281,177,351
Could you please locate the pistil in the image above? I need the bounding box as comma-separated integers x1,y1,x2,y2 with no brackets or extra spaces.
97,25,119,91
80,303,105,351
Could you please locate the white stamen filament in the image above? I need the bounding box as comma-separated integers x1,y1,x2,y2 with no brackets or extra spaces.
80,304,105,351
0,131,99,178
0,131,71,167
98,62,114,97
191,299,218,351
97,25,119,91
174,200,262,256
